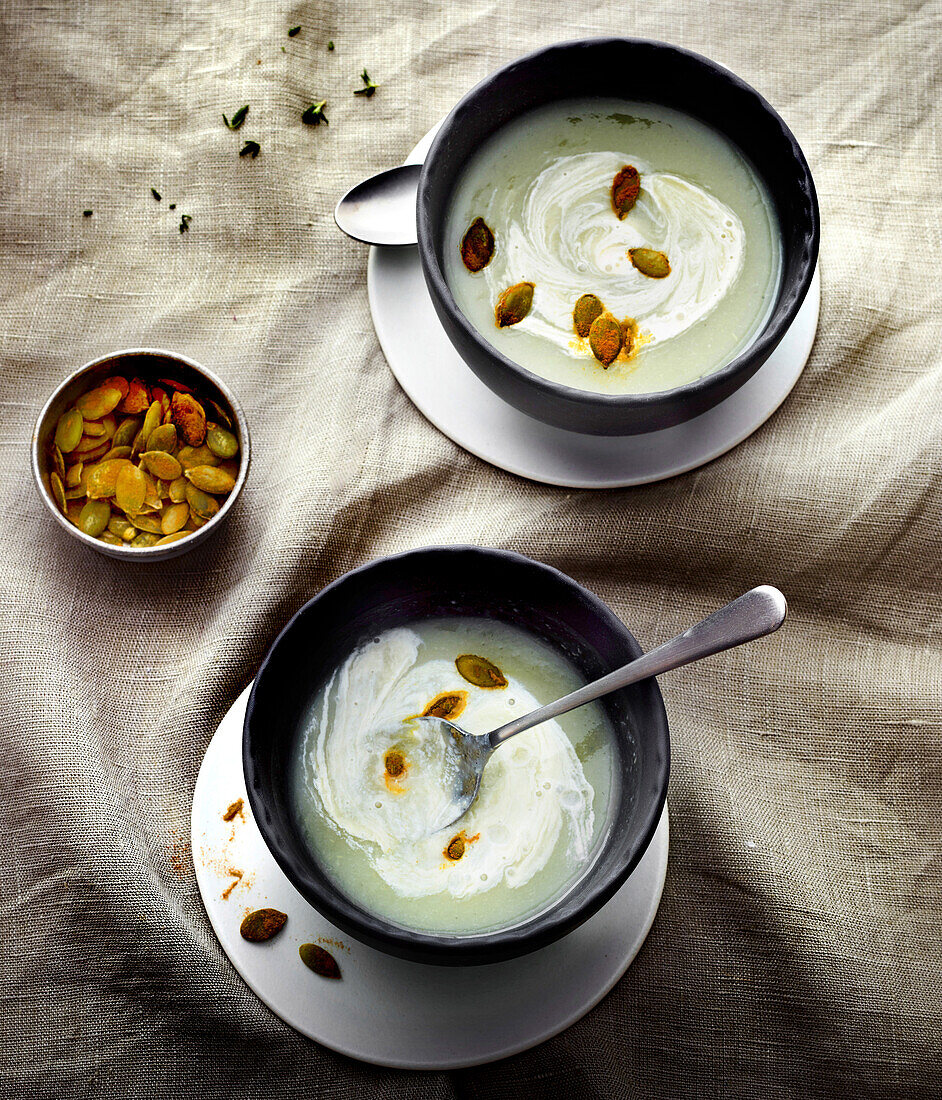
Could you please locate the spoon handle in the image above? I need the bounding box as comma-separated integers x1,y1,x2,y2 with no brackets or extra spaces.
488,586,787,747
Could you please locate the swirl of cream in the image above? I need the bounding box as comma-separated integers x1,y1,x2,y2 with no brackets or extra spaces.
309,628,595,901
477,151,745,355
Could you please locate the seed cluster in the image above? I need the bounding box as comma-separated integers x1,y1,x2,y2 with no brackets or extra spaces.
459,164,673,368
47,373,240,549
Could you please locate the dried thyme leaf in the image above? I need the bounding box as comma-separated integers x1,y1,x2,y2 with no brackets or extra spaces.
301,100,328,126
299,943,342,978
223,105,249,131
239,140,260,158
288,25,301,36
327,40,334,51
83,210,93,217
354,68,377,97
179,214,192,234
169,203,176,210
151,188,162,202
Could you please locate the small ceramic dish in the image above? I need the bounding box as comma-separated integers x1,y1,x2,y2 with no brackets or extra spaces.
417,37,819,436
243,546,670,966
31,348,250,561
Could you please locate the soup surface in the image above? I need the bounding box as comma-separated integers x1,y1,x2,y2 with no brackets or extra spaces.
290,617,617,935
444,98,782,395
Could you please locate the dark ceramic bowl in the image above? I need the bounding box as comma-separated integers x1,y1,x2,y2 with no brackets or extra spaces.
417,38,819,436
244,546,669,966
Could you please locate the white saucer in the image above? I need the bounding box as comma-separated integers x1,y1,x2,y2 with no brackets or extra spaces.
192,686,669,1070
368,127,820,488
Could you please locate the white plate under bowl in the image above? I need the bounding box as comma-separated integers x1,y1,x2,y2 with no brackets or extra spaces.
368,126,820,489
192,685,669,1070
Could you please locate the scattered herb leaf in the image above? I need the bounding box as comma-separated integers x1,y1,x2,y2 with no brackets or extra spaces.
288,25,301,36
83,210,93,217
179,214,192,233
169,203,176,210
327,40,334,51
223,105,249,131
239,140,260,158
301,100,328,126
354,68,377,97
151,188,162,201
281,45,285,52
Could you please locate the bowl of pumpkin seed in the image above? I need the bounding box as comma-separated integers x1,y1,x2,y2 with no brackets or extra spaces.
31,349,250,560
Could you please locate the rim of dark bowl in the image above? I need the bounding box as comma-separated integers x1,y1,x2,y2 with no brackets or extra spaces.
416,37,820,431
243,545,670,965
31,348,251,560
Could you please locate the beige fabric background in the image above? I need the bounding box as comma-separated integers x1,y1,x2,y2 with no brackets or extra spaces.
1,0,940,1096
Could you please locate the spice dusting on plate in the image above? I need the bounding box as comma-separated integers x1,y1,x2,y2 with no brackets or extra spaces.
222,798,244,822
221,869,243,900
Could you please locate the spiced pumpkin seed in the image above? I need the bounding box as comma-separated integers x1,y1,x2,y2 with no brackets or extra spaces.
101,445,132,461
78,499,111,537
115,464,147,513
161,502,189,535
147,423,177,453
131,531,159,548
185,483,219,520
65,462,83,489
240,908,287,942
112,417,141,449
118,378,150,415
460,216,495,273
611,164,640,219
205,426,238,459
49,445,66,482
177,444,219,470
75,384,123,421
99,531,124,546
186,465,235,494
588,313,623,366
455,654,508,689
141,450,183,481
168,477,188,503
54,408,84,453
155,531,188,546
87,458,131,499
495,281,534,327
170,392,207,447
573,293,604,338
299,943,341,979
49,472,67,513
628,247,670,278
141,400,162,444
108,516,137,542
130,514,162,534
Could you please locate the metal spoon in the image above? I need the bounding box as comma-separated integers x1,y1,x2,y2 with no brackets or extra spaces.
334,163,422,246
419,585,787,835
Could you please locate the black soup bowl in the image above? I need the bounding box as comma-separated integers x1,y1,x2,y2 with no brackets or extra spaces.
243,546,669,966
417,38,819,436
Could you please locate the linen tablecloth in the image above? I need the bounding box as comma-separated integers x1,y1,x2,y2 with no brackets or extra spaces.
1,0,940,1095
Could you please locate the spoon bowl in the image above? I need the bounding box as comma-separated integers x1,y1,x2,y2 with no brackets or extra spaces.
334,162,421,246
